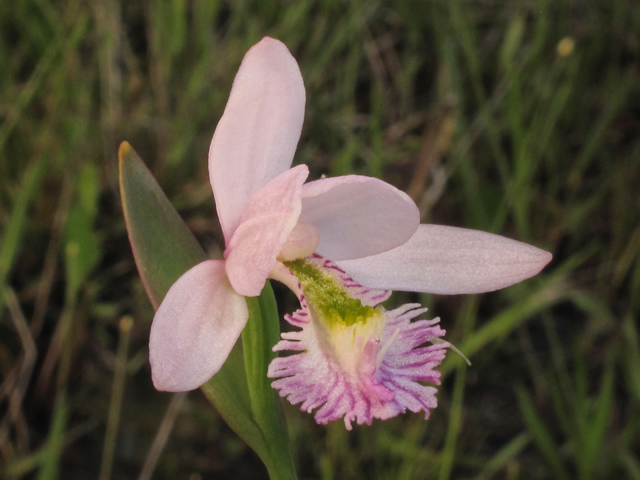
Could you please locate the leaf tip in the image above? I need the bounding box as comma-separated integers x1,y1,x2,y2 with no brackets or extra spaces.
119,141,132,164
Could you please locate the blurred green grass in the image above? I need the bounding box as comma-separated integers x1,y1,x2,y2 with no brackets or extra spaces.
1,0,639,478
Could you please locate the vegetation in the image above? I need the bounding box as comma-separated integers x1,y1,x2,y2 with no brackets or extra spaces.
1,0,639,478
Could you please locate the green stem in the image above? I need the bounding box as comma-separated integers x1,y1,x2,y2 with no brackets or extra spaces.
242,282,298,480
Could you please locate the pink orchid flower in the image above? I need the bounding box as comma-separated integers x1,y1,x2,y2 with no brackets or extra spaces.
149,37,552,427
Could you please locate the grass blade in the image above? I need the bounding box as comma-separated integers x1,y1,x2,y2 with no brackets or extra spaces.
516,387,569,480
0,159,45,320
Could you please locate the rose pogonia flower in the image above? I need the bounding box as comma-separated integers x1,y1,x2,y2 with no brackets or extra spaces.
149,36,552,430
149,37,422,392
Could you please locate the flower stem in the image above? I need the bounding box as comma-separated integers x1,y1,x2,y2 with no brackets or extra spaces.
242,282,298,479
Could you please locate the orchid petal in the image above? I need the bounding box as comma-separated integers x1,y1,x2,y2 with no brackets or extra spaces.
225,165,309,297
149,260,248,392
299,175,420,261
209,37,306,243
268,255,448,429
336,225,553,294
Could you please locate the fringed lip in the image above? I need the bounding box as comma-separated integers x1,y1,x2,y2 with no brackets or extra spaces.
268,255,449,429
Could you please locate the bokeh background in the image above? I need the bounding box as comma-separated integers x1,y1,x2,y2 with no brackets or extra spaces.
1,1,639,479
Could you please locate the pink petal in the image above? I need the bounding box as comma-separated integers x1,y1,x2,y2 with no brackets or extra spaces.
299,175,420,261
268,255,448,429
209,37,306,243
278,221,320,261
149,260,248,392
225,165,309,297
336,225,553,294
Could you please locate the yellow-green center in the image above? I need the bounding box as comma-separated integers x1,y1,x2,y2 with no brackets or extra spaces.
284,258,379,327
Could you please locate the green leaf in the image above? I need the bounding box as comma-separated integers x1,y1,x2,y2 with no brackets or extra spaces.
119,142,204,308
78,163,100,219
64,203,100,299
440,281,567,377
0,159,46,319
499,14,525,71
63,163,102,299
119,142,294,476
37,393,68,480
516,387,570,480
582,352,615,479
476,432,531,479
243,283,297,479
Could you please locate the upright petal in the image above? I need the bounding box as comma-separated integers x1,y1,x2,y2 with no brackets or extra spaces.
149,260,248,391
336,224,553,294
209,37,306,243
225,165,309,297
300,175,420,261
